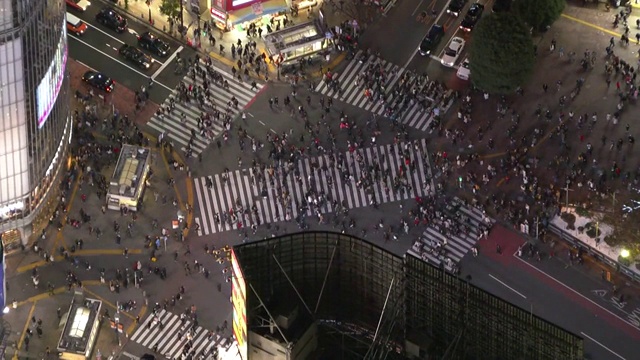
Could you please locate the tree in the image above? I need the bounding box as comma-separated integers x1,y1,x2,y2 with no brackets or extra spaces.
159,0,181,21
468,13,535,94
333,0,378,28
513,0,565,33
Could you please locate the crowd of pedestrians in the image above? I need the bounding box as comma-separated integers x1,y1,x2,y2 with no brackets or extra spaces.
428,20,640,253
18,103,234,357
190,48,462,247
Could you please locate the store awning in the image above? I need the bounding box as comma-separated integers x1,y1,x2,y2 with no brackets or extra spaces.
228,0,289,25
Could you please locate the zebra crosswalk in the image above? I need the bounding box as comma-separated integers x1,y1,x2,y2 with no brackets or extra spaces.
194,139,435,235
130,309,227,359
408,197,495,270
315,51,453,132
147,61,264,155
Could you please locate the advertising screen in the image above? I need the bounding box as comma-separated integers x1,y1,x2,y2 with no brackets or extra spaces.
36,19,68,128
231,249,248,359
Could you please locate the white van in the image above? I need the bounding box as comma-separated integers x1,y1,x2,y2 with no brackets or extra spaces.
66,13,88,36
456,58,470,81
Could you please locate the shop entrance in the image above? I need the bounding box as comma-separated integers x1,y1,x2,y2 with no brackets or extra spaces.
1,229,21,254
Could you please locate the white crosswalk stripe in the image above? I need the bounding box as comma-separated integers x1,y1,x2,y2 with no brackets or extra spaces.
147,61,264,155
408,197,495,269
130,309,227,359
315,50,453,132
194,139,435,236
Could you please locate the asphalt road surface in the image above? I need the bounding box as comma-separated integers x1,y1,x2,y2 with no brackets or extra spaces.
360,0,493,89
463,226,640,360
67,1,197,102
23,2,635,359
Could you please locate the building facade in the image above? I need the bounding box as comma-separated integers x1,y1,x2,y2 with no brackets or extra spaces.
0,0,72,250
233,232,585,360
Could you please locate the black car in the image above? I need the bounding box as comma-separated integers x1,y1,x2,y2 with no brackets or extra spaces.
95,7,127,33
137,32,170,57
418,24,445,56
447,0,468,17
460,3,485,32
82,71,114,92
119,44,154,69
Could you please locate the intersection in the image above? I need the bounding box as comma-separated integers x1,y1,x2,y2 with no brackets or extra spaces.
5,1,640,360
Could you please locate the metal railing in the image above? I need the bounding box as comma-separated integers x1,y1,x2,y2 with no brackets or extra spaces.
548,222,640,283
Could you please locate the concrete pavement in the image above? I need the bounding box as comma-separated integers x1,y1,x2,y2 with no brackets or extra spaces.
107,0,356,79
462,225,640,359
3,56,195,359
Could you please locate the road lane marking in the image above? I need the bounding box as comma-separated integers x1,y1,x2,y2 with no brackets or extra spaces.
84,23,164,65
403,3,449,69
75,60,97,72
514,254,640,333
84,22,128,45
152,45,183,79
13,302,36,360
69,36,172,91
580,332,626,360
121,352,141,360
561,13,638,44
488,274,527,299
411,0,426,16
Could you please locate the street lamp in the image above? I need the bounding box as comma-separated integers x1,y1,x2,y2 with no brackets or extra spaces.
621,249,630,258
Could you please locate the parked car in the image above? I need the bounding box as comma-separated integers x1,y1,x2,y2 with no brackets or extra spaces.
419,24,445,56
95,7,127,33
82,71,115,92
447,0,468,17
137,32,170,57
460,3,484,32
456,58,470,80
119,44,154,69
66,0,91,11
441,37,465,67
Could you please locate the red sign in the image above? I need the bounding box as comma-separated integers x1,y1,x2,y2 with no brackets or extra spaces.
210,7,227,22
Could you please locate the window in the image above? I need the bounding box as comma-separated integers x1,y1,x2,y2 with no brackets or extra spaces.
69,307,90,338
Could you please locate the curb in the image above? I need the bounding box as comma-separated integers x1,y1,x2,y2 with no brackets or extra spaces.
103,0,347,84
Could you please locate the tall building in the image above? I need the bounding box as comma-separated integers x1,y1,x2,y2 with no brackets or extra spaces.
0,0,72,250
232,232,585,359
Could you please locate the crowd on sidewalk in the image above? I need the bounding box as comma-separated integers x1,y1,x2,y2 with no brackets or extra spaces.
432,9,640,255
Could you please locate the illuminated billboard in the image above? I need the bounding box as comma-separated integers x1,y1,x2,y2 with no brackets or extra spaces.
232,0,258,7
231,249,247,359
36,19,67,129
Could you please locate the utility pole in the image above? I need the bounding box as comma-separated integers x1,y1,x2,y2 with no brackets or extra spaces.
562,182,573,212
179,0,184,35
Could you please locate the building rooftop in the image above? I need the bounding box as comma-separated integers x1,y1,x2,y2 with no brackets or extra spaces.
108,145,150,197
233,231,585,360
251,288,313,345
263,21,325,54
57,295,101,354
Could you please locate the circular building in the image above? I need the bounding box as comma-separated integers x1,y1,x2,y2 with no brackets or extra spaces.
0,0,72,249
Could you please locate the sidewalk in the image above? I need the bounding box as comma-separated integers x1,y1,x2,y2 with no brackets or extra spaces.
112,0,369,78
5,62,193,276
